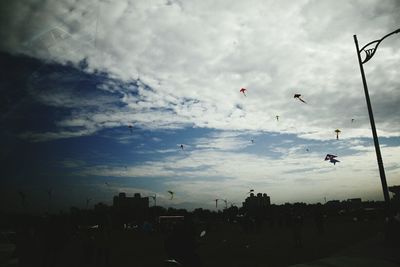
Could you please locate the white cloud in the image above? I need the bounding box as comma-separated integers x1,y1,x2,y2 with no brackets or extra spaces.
20,128,98,142
1,0,399,142
76,133,400,205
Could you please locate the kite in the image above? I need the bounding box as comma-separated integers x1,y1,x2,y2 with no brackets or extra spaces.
251,139,254,144
334,129,341,140
167,190,174,200
294,94,306,103
165,259,181,266
330,158,340,165
325,154,340,165
240,88,247,96
306,148,310,152
276,115,279,121
351,119,355,123
324,154,337,161
180,144,184,150
200,230,206,237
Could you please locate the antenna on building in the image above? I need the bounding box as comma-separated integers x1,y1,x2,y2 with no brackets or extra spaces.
215,199,219,208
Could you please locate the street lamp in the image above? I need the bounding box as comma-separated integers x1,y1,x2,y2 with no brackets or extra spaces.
353,28,400,205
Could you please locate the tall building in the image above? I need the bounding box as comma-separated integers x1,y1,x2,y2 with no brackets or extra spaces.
346,198,362,211
113,192,149,211
242,193,271,210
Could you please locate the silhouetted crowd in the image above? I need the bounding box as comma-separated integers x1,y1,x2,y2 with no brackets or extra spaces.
1,201,399,267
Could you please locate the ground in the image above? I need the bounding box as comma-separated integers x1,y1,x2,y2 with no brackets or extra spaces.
59,216,382,267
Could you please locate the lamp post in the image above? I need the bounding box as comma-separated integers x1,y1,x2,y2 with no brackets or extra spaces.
353,28,400,205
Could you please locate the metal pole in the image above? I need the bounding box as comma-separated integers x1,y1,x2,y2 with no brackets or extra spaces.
353,35,390,204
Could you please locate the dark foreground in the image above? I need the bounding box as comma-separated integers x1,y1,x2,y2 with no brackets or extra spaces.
2,215,399,267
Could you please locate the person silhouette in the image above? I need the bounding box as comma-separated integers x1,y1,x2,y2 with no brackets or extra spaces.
164,215,202,266
292,213,304,248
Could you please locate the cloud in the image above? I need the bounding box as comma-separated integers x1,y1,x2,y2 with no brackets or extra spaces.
192,131,257,151
1,0,399,142
20,128,98,142
60,159,86,168
73,133,400,205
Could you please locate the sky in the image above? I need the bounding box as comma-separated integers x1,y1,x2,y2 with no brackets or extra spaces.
0,0,399,212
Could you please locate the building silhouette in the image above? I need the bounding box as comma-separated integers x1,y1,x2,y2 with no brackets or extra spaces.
242,193,271,210
112,193,149,226
346,198,362,211
113,192,149,211
389,186,400,202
